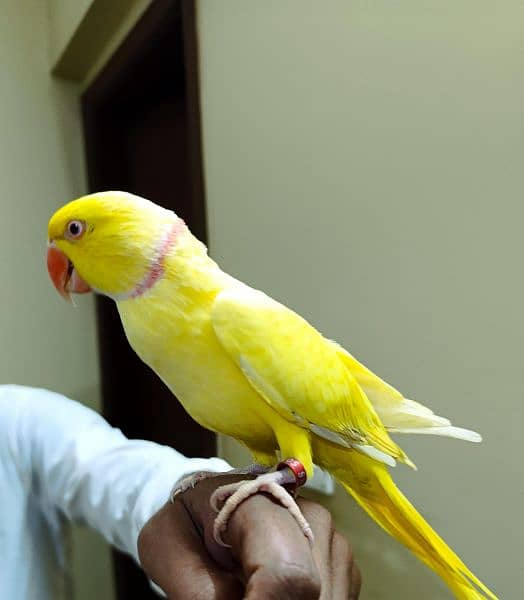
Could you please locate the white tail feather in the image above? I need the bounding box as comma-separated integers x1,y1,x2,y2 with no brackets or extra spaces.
353,444,397,467
378,397,453,429
388,425,482,443
310,423,352,448
310,424,398,467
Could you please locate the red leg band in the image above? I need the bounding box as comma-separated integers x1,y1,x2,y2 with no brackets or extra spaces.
277,458,307,490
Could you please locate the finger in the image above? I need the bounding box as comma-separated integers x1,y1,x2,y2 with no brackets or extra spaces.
138,502,243,600
330,532,351,600
225,493,321,600
297,499,361,600
296,500,334,599
182,475,248,570
349,560,362,600
329,531,361,600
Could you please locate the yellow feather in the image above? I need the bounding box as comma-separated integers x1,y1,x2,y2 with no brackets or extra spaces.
47,192,498,599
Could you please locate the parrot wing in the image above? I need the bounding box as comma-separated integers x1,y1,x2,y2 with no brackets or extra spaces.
331,343,482,442
211,285,410,466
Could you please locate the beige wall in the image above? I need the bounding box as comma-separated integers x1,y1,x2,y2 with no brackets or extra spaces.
47,0,93,64
48,0,151,83
198,1,520,598
0,1,97,400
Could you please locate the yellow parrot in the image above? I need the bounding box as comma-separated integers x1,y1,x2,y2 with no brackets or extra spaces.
47,191,497,600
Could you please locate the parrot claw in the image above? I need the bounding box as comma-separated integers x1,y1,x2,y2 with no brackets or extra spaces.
170,464,269,503
211,469,314,548
210,480,247,513
170,471,216,502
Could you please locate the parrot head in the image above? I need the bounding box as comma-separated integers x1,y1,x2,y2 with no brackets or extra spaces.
47,191,182,301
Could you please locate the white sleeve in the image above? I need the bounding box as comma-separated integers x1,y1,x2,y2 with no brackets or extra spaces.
2,385,230,563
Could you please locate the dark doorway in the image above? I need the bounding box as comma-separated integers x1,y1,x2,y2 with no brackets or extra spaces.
81,1,216,598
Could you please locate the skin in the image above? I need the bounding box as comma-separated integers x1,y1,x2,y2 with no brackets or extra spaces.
138,474,361,600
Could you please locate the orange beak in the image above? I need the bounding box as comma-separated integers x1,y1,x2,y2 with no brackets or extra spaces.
46,244,91,302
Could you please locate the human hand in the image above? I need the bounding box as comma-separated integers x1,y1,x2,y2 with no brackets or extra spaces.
138,473,361,599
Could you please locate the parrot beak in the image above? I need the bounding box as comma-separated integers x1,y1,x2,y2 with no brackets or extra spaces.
47,243,91,302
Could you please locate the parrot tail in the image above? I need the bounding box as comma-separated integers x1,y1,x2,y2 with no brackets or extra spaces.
313,439,498,600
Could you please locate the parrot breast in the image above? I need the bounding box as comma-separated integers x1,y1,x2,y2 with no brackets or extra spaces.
116,255,277,451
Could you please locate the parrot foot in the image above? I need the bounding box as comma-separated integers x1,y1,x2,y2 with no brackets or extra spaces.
170,464,269,502
210,459,313,548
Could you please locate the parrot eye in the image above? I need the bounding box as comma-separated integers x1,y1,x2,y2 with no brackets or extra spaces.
65,220,85,240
